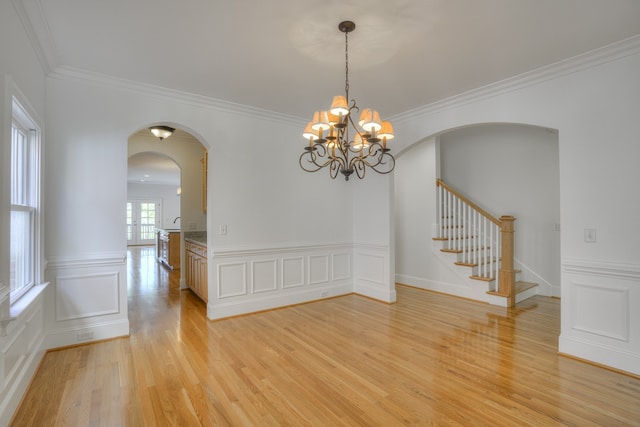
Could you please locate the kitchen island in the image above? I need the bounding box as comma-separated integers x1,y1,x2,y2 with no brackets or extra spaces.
156,228,180,270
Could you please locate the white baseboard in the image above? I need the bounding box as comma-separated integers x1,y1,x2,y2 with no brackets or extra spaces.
208,283,353,320
45,319,130,349
395,273,498,304
559,334,640,376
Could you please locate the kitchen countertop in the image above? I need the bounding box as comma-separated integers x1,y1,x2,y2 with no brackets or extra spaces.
184,231,207,246
156,228,180,233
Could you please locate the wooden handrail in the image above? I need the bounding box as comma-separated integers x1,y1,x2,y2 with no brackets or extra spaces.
436,179,502,226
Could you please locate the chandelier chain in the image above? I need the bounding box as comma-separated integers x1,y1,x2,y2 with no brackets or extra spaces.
344,29,349,100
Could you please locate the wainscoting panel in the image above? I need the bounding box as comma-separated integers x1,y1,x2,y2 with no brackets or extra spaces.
55,272,120,321
45,253,129,350
353,244,395,303
282,257,304,289
218,262,248,298
252,260,278,294
559,258,640,376
0,284,47,426
308,254,330,285
209,244,354,320
571,282,628,341
332,252,351,281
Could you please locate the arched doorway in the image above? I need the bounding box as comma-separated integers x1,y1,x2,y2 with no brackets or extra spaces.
394,123,560,302
127,127,208,291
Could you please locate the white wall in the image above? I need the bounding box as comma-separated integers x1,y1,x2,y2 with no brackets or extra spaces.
352,173,396,303
390,38,640,375
0,1,49,423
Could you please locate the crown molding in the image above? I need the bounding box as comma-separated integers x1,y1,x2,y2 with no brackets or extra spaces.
48,66,306,127
392,34,640,125
11,0,59,74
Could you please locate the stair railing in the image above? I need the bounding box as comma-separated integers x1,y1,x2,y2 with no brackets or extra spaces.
435,179,516,306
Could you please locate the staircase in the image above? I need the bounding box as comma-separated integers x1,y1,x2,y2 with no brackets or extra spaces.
434,179,538,307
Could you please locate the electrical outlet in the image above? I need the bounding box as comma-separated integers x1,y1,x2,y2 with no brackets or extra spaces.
584,228,597,243
220,225,227,235
321,291,328,297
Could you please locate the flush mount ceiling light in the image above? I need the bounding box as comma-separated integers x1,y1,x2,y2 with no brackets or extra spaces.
149,126,175,141
299,21,395,181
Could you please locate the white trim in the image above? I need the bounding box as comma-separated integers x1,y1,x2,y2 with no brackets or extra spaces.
9,0,58,73
562,258,640,280
212,242,353,258
392,35,640,124
559,335,640,377
46,252,127,269
48,66,305,127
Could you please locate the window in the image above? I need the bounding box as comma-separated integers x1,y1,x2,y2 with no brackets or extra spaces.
10,98,41,302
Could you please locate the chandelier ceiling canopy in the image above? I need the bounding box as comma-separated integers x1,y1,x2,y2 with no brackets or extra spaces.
299,21,395,181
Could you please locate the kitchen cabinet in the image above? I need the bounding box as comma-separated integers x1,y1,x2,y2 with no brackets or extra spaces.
157,229,180,270
185,240,208,302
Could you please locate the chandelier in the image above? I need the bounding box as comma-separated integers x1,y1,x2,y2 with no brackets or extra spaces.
299,21,395,181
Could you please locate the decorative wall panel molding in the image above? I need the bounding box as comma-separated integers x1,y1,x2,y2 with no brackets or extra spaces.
45,253,129,350
571,282,629,341
209,244,354,319
332,252,351,281
55,272,120,321
252,260,278,293
355,252,386,286
282,257,304,289
353,244,395,302
0,284,47,427
308,254,330,285
218,262,248,298
560,257,640,376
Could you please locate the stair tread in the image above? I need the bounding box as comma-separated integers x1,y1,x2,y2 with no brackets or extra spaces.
515,281,538,293
485,281,538,298
470,275,494,282
455,258,498,267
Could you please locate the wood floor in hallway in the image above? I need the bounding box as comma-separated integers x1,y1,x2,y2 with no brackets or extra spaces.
11,246,640,426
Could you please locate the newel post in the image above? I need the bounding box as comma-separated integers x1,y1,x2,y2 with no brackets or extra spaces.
498,215,516,307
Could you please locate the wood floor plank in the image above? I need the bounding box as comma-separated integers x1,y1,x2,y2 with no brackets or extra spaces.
10,246,640,426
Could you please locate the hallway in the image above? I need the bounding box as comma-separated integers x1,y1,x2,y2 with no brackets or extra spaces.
10,247,640,425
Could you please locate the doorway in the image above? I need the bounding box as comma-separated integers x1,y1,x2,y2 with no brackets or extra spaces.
127,199,161,245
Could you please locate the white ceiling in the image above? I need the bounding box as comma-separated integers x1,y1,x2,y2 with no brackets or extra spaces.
128,151,180,186
24,0,640,121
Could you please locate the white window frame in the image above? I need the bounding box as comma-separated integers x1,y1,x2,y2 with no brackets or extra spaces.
9,94,42,303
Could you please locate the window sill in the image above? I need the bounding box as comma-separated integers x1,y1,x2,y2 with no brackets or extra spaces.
1,282,49,336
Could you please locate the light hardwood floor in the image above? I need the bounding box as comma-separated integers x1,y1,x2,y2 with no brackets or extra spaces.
11,246,640,426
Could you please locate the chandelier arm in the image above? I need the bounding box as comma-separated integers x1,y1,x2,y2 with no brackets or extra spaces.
352,158,366,179
329,157,345,179
299,150,332,172
368,152,396,175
